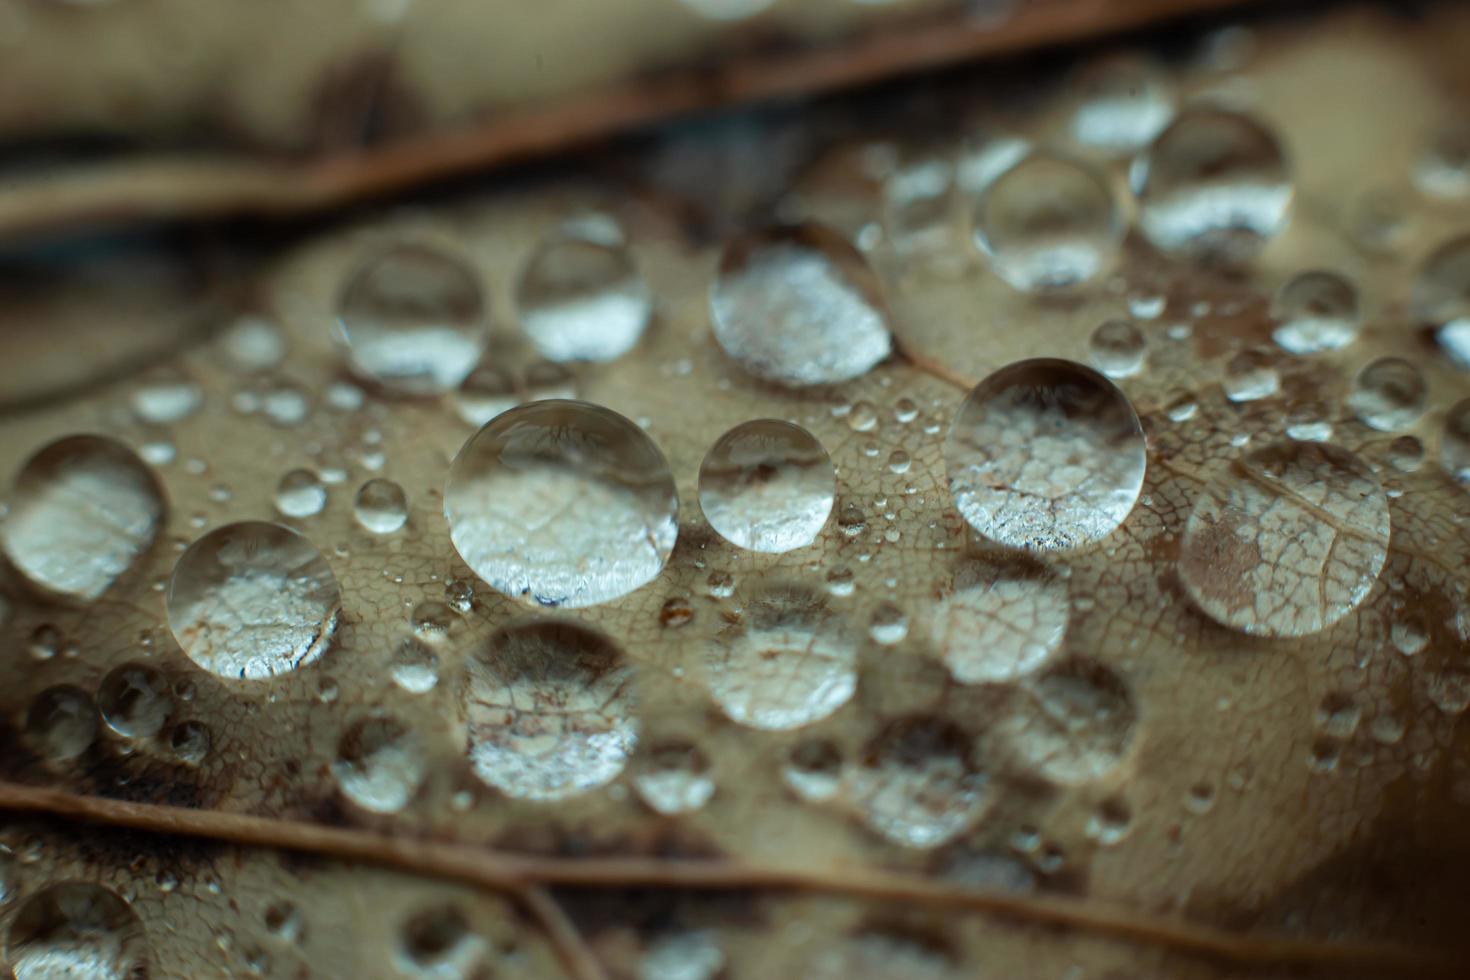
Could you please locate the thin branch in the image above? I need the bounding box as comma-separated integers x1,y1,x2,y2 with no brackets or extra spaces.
0,0,1257,241
519,885,610,980
0,781,1459,976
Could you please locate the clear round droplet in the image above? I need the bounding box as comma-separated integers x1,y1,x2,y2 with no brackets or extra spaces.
516,229,651,363
397,905,486,977
709,222,892,387
1134,107,1292,263
170,720,211,765
1441,398,1470,484
274,468,327,518
452,363,519,427
1349,358,1426,432
1,435,165,601
98,663,173,739
445,400,678,608
1222,349,1279,404
1067,53,1175,155
166,521,341,679
333,715,425,814
697,419,835,553
5,883,150,980
24,686,97,761
390,638,440,694
1271,270,1359,354
782,739,843,801
463,621,637,800
706,584,857,730
1413,124,1470,200
846,718,988,849
354,478,408,534
973,153,1123,291
337,242,486,396
868,602,909,645
633,741,715,815
944,358,1147,550
131,367,202,424
996,659,1136,783
1087,319,1146,378
1412,233,1470,367
1178,442,1389,637
934,555,1069,684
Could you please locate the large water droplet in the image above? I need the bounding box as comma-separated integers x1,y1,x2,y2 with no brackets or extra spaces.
516,229,651,363
944,359,1146,550
1271,270,1359,354
337,242,485,395
709,223,892,386
166,521,341,679
5,883,149,980
1349,358,1425,432
98,663,173,739
462,620,637,800
1134,107,1292,263
933,556,1069,684
847,717,988,848
1,436,165,601
697,419,835,553
997,659,1135,783
1178,442,1389,637
972,153,1122,291
333,715,425,814
1067,53,1175,155
706,584,856,730
446,400,677,607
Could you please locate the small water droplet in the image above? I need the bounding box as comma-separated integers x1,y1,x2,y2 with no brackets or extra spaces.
516,227,651,362
390,638,440,694
274,469,327,518
170,720,211,764
1413,233,1470,368
1441,399,1470,483
261,380,312,427
633,741,715,815
868,602,909,645
698,419,835,553
218,315,286,373
452,363,519,427
1087,319,1146,378
1222,349,1280,402
131,367,202,424
334,714,425,814
1413,124,1470,199
782,739,843,801
944,359,1146,550
1349,358,1425,432
1315,692,1362,739
6,883,150,980
397,905,486,977
1271,270,1359,354
847,718,988,848
1086,798,1132,846
98,663,173,739
353,478,408,534
25,686,97,760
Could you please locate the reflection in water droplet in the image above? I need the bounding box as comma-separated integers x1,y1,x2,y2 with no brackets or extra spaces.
452,363,519,427
337,242,485,395
782,739,843,801
1350,358,1425,432
446,400,677,608
847,718,988,848
1271,270,1359,354
333,715,425,814
707,584,856,730
633,741,715,815
1134,107,1292,262
1086,798,1132,846
170,720,211,764
1222,349,1279,403
944,359,1146,550
934,556,1068,684
516,230,651,363
1087,319,1146,378
1178,442,1389,637
390,638,440,694
972,153,1122,291
1068,53,1174,155
1,436,165,601
5,883,150,980
868,602,909,645
354,478,408,534
1441,399,1470,483
25,686,97,761
397,904,486,978
98,663,173,739
698,420,834,553
274,468,327,518
131,368,202,424
997,659,1135,783
166,521,341,679
463,621,637,800
709,223,892,386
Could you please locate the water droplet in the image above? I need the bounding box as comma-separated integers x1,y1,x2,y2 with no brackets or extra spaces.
709,223,892,386
170,720,211,764
1222,349,1280,402
847,717,988,848
887,449,911,474
972,152,1122,291
1271,270,1359,354
868,602,909,645
697,420,835,553
5,883,149,980
166,521,341,679
1349,358,1425,432
782,739,843,801
445,401,678,608
263,901,303,943
463,621,637,800
353,478,408,534
452,363,519,427
1067,53,1175,155
390,638,440,694
219,315,286,373
24,686,97,761
98,663,173,739
337,242,485,395
1428,672,1470,715
641,931,725,980
1,436,165,601
1369,713,1406,746
658,596,694,629
957,133,1031,196
706,584,856,730
261,380,312,427
997,659,1135,783
1086,798,1132,846
1413,124,1470,199
1087,319,1146,378
1315,693,1362,739
516,229,651,362
1178,442,1389,637
397,905,486,977
1134,107,1292,263
677,0,774,20
944,359,1146,550
274,469,327,518
29,624,60,661
882,152,958,262
934,555,1069,684
333,714,425,814
131,368,202,424
633,741,715,815
1392,616,1428,656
